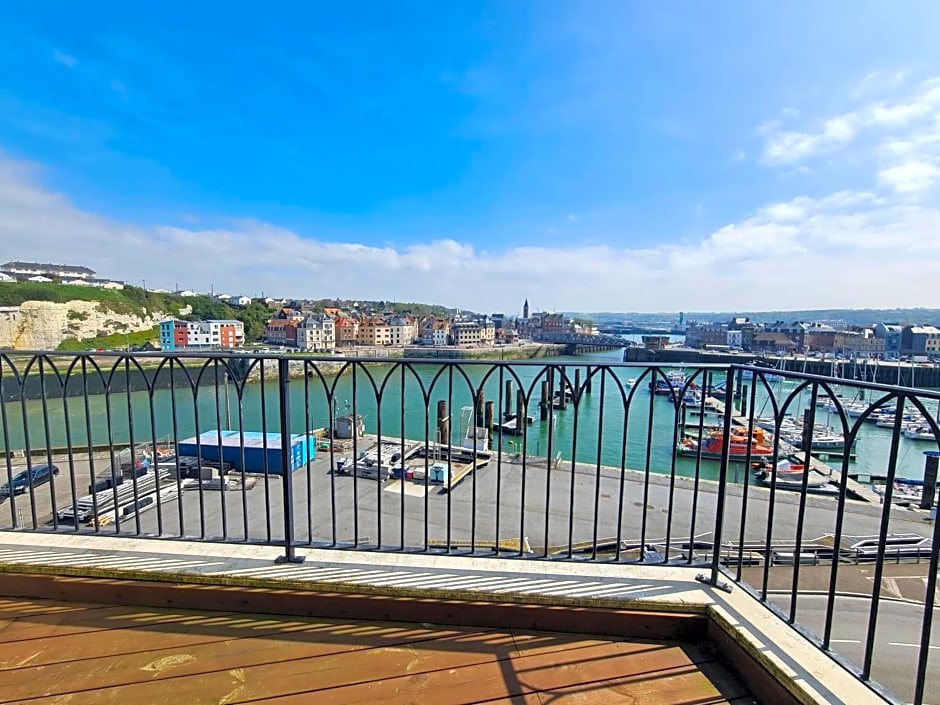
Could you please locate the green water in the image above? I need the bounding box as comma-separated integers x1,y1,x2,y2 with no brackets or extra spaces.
1,350,936,482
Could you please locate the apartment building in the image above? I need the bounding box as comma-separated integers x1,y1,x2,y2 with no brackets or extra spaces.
160,319,245,350
296,314,335,351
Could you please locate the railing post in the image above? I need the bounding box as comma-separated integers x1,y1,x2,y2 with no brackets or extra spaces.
276,357,304,564
709,366,735,587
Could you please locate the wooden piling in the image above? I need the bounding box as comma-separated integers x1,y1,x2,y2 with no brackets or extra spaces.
574,368,582,404
557,366,567,410
540,381,550,421
517,389,527,429
436,400,450,444
484,401,495,448
504,380,514,417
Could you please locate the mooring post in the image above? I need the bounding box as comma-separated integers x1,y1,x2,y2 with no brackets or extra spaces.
504,380,514,417
484,401,495,448
437,400,449,444
922,451,939,511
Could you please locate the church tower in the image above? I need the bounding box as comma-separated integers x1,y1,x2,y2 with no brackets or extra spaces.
523,299,529,319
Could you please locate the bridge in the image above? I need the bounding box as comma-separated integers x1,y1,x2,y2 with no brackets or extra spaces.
533,332,630,349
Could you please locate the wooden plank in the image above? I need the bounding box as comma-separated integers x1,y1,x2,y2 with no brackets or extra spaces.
0,611,464,671
194,641,732,705
0,623,496,700
0,572,708,643
0,604,236,644
11,633,686,705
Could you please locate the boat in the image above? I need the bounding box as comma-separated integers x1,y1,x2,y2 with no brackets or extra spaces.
740,369,782,383
903,424,938,442
625,378,637,388
871,478,932,505
676,429,775,461
754,459,837,494
648,370,687,396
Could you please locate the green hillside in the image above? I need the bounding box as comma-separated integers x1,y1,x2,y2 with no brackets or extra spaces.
0,282,273,341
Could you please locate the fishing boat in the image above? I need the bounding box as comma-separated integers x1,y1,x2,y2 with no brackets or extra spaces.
676,428,774,461
648,370,687,396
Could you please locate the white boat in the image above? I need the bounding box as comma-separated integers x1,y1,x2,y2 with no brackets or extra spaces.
626,378,637,387
754,460,836,494
903,425,938,441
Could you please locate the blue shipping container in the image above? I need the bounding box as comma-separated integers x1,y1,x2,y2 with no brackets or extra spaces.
176,430,316,475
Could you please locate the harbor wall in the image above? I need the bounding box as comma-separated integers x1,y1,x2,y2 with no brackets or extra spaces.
623,347,940,388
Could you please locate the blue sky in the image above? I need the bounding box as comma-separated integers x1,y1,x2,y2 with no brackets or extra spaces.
2,2,940,311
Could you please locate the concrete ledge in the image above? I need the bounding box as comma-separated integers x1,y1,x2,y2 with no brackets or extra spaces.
0,531,890,705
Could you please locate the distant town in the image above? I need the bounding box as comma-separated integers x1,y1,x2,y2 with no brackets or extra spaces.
1,260,939,359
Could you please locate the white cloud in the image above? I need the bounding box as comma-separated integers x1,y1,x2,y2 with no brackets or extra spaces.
53,50,78,68
760,75,940,165
878,160,940,193
761,115,858,164
3,155,940,312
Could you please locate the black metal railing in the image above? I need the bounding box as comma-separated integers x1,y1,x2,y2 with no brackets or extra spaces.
0,350,938,703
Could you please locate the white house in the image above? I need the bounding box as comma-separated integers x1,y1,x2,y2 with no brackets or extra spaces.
1,261,95,279
27,275,53,283
296,314,336,351
231,295,253,307
0,273,15,282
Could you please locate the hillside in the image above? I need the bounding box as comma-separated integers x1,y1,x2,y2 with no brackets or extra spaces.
0,283,273,350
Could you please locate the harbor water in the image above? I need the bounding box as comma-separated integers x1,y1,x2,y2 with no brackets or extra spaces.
1,349,938,483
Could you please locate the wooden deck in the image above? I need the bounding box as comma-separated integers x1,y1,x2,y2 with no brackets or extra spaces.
0,595,756,704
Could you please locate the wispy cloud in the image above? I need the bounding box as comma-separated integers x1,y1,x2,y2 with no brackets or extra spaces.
760,75,940,165
52,49,78,68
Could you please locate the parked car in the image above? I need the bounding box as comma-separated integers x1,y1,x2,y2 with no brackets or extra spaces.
0,463,60,498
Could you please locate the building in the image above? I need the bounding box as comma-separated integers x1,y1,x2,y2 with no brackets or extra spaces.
387,317,415,346
873,323,903,356
420,317,450,346
726,330,743,349
541,314,567,334
296,314,335,351
451,321,484,345
160,319,245,350
684,322,728,349
357,317,392,346
901,325,940,355
0,261,96,280
834,330,885,356
230,295,253,308
642,335,670,351
26,275,52,282
262,319,298,347
751,332,797,355
62,278,125,290
334,316,359,346
804,323,838,353
0,273,15,282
